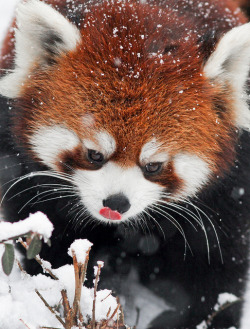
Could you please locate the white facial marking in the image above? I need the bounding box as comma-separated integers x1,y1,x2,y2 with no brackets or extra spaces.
174,153,211,197
73,162,164,223
140,139,159,162
83,131,116,157
30,125,79,168
140,138,169,164
83,139,99,151
0,0,81,98
96,131,116,157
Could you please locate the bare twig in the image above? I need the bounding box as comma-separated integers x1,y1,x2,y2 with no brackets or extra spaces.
115,297,126,327
109,304,120,322
61,289,71,319
205,298,243,328
92,263,103,329
116,305,120,329
106,307,111,318
35,289,66,328
72,248,91,324
18,238,58,280
101,292,112,302
0,231,32,244
16,259,28,275
61,289,74,329
61,247,92,328
20,319,32,329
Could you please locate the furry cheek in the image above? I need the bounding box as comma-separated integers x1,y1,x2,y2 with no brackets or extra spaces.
29,125,80,169
173,153,212,199
72,162,165,223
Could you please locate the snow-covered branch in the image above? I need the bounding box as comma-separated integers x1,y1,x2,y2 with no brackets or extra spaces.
0,212,53,243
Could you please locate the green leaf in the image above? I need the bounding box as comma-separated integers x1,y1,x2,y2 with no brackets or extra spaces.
2,244,15,276
27,235,42,260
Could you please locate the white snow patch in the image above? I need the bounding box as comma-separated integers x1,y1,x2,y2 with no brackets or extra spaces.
0,245,61,329
0,212,53,242
94,261,104,279
68,239,93,264
0,246,119,328
54,265,119,322
97,261,104,268
214,292,239,311
118,269,171,329
196,320,208,329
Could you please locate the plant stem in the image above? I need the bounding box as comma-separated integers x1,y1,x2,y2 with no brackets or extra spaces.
206,298,242,327
0,232,31,244
72,248,91,324
35,289,66,328
91,263,102,329
18,238,58,280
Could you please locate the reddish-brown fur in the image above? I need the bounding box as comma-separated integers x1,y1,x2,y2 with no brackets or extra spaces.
1,0,248,192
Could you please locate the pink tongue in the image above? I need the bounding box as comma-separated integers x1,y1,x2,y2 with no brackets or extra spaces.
99,207,122,220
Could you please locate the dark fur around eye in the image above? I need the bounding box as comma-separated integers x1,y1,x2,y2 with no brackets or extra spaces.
58,147,105,173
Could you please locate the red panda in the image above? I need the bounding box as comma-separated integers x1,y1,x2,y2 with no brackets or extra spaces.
1,0,250,328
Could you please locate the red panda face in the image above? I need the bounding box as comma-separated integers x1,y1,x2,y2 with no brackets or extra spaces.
19,46,235,222
1,0,250,223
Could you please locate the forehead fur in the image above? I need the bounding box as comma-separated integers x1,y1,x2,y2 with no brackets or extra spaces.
83,131,116,156
140,138,169,164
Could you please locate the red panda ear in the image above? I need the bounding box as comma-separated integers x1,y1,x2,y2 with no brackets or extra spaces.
0,0,81,98
204,23,250,131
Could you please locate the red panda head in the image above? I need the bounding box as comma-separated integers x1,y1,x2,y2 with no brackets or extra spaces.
1,0,250,223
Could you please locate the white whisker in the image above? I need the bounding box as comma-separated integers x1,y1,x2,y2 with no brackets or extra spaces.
1,170,73,206
148,205,191,258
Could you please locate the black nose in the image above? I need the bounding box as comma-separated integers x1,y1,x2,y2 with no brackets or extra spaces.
103,193,131,214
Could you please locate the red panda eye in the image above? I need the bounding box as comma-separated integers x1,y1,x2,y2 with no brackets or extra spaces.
145,162,162,174
87,149,104,164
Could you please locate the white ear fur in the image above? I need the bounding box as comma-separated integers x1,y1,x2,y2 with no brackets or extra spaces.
0,0,81,98
204,23,250,131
